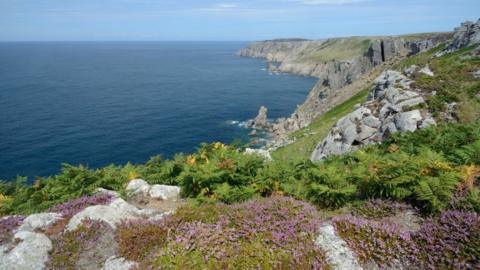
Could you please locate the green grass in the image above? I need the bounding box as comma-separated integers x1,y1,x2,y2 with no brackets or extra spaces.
272,87,370,161
299,37,372,62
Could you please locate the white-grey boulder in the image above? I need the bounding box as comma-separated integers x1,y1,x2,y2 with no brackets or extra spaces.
102,256,137,270
0,231,52,270
315,224,363,270
66,198,153,231
125,179,150,196
244,148,272,161
149,185,181,200
94,188,120,198
419,65,434,77
17,212,62,232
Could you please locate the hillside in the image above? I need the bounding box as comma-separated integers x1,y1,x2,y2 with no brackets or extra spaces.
1,20,480,270
239,32,452,139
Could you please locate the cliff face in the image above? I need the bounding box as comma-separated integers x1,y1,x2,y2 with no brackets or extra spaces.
238,33,452,138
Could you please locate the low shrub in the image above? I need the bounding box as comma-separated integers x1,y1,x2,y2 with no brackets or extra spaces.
352,199,410,219
413,210,480,269
0,215,25,244
47,194,113,218
124,196,330,270
48,220,108,270
333,215,416,267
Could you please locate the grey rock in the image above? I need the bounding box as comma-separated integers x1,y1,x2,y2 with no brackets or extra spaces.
473,69,480,79
245,148,272,161
94,188,120,198
66,198,154,231
419,65,434,77
403,65,418,76
253,106,269,129
102,256,137,270
311,70,435,161
315,224,363,270
17,212,63,232
125,179,150,196
0,231,52,270
394,110,423,132
149,185,181,201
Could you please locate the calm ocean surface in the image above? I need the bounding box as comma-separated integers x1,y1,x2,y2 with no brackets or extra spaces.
0,42,316,180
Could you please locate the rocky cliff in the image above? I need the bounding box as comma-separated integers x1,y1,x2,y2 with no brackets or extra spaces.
310,19,480,161
239,33,452,138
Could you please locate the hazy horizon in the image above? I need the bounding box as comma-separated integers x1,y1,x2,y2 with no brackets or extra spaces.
1,0,479,42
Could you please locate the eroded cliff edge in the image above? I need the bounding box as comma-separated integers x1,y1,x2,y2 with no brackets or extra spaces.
238,33,452,141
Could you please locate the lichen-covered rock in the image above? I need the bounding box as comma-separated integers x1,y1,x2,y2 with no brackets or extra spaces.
311,70,435,161
437,19,480,56
102,256,137,270
17,212,62,232
418,65,434,77
94,188,120,198
66,198,154,231
149,185,181,200
315,224,363,270
125,179,150,196
0,231,52,270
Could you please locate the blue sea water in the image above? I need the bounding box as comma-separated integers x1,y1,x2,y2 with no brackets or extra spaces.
0,42,317,180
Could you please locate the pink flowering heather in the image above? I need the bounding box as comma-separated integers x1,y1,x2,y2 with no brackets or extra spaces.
123,196,329,269
353,199,410,219
332,215,417,268
413,210,480,269
48,194,113,218
0,215,25,244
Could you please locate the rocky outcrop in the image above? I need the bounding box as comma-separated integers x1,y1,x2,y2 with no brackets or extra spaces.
126,179,181,201
311,70,435,161
443,19,480,53
0,180,183,270
315,224,363,270
0,231,52,270
240,33,450,139
251,106,269,129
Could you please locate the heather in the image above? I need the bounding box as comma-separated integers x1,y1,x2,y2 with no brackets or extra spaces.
333,215,417,267
47,194,114,218
117,196,330,270
0,215,25,244
48,219,110,269
352,199,410,219
413,210,480,269
333,210,480,269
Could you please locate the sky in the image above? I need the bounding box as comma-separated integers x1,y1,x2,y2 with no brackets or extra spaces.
0,0,479,41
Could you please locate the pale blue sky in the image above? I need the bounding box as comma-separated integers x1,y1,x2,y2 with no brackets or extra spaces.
0,0,479,41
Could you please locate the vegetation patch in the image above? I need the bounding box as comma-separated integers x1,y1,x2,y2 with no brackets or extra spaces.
116,196,330,270
0,215,25,244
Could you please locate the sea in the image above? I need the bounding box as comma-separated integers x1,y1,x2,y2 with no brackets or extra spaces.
0,42,317,180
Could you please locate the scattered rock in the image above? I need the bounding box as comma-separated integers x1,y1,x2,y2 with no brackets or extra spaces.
244,148,272,161
125,179,151,196
66,198,155,231
311,70,435,161
403,65,418,76
249,129,257,136
76,225,117,270
473,69,480,79
437,19,480,56
17,212,63,232
418,65,434,77
149,185,181,201
315,224,363,270
0,231,52,270
94,188,121,198
102,256,138,270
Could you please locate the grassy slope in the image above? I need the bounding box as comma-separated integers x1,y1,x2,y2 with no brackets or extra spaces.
272,87,370,161
299,37,372,62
